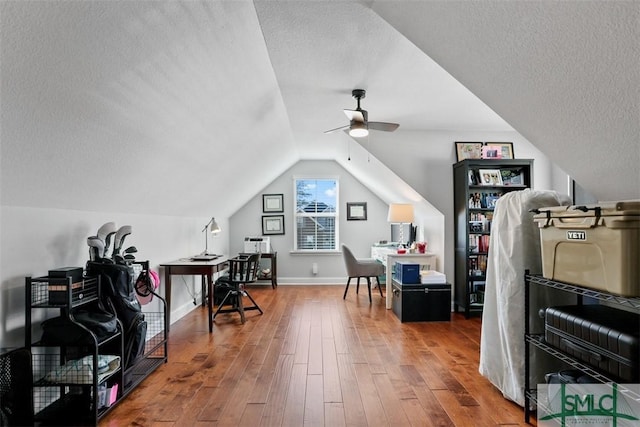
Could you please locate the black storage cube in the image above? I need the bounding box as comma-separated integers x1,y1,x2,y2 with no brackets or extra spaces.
545,304,640,382
48,267,83,283
392,281,451,322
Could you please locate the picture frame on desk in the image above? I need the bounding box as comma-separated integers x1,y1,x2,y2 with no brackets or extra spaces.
262,215,284,235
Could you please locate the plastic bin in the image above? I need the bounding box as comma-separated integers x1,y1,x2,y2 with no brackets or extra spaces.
533,200,640,296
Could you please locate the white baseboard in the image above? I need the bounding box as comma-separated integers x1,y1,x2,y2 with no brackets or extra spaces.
170,299,200,326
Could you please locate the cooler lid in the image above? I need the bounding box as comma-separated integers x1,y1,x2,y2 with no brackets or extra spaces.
533,200,640,228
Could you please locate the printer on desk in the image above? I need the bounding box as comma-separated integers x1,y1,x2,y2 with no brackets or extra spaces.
244,237,270,253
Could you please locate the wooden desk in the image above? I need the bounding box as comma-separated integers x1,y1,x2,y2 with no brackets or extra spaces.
371,248,437,309
160,256,228,330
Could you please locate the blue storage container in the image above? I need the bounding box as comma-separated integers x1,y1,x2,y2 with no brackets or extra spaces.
392,261,420,284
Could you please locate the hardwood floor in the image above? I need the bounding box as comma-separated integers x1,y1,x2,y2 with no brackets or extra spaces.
100,285,532,426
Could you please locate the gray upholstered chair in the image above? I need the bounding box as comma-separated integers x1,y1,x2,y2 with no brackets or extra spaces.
341,244,384,303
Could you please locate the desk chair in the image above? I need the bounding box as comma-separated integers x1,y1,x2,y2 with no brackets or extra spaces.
342,244,384,304
211,253,263,325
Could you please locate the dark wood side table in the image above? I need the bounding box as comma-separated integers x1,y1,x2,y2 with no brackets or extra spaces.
259,252,277,288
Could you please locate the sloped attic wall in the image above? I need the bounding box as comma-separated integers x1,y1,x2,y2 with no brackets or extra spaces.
372,1,640,201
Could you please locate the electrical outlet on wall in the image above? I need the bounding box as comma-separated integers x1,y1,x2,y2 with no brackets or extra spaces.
312,263,318,275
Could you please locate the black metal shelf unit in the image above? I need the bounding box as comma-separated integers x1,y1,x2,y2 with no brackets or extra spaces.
25,261,168,426
523,273,640,424
452,158,534,318
25,274,124,425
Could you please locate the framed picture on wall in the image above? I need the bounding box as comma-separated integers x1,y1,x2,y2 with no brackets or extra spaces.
262,194,283,213
262,215,284,235
346,202,367,220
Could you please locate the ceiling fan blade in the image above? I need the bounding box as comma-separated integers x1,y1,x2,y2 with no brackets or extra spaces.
324,124,350,134
343,109,365,122
368,122,399,132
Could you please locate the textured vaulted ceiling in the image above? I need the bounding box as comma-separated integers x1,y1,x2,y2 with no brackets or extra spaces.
1,1,638,219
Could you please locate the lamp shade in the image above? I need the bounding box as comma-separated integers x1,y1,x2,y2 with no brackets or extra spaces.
387,203,414,223
209,217,221,234
348,121,368,138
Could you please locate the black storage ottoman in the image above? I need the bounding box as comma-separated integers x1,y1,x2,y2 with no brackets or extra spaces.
392,280,451,322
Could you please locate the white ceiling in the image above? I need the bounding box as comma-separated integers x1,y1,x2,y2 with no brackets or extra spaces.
1,1,638,219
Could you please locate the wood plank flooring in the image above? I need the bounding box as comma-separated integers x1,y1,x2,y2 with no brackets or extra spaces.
100,285,532,426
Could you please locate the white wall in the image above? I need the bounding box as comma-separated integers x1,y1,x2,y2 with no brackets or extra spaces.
229,160,393,283
0,206,227,348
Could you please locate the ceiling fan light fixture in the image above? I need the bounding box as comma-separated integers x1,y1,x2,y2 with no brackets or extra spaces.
349,121,368,138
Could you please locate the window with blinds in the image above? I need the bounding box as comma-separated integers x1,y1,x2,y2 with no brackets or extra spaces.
294,178,339,251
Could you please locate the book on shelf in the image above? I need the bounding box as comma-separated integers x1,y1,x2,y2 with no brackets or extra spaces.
468,254,487,276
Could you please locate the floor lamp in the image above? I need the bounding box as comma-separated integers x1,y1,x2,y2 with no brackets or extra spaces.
387,203,414,248
201,217,221,255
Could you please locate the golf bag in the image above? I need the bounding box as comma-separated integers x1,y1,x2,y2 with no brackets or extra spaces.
86,261,147,369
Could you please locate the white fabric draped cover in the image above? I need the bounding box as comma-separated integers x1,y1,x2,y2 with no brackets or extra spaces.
478,189,571,406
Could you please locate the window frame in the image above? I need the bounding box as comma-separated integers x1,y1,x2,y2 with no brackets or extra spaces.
292,176,340,252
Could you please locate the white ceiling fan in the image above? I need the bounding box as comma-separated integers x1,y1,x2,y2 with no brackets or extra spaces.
324,89,399,138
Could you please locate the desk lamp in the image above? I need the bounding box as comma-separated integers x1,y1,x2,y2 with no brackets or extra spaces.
201,217,221,255
387,203,414,248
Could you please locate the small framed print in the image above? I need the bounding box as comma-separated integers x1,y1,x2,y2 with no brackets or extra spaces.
478,169,504,186
262,194,283,213
481,145,502,159
455,142,483,161
346,202,367,221
484,142,514,159
262,215,284,235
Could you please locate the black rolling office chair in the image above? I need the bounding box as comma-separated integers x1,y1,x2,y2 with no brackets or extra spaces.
211,253,263,326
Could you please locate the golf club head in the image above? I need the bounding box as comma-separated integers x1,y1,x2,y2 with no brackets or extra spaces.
97,222,117,258
87,236,104,262
124,246,138,254
88,247,99,261
96,222,116,242
113,225,132,256
124,254,136,260
114,254,125,265
103,231,117,258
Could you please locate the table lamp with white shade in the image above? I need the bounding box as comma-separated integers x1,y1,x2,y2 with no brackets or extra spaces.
387,203,414,247
201,217,221,255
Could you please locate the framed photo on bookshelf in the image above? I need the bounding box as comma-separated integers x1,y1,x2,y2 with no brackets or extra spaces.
484,142,514,159
486,195,500,208
501,168,524,186
455,142,483,161
478,169,503,186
